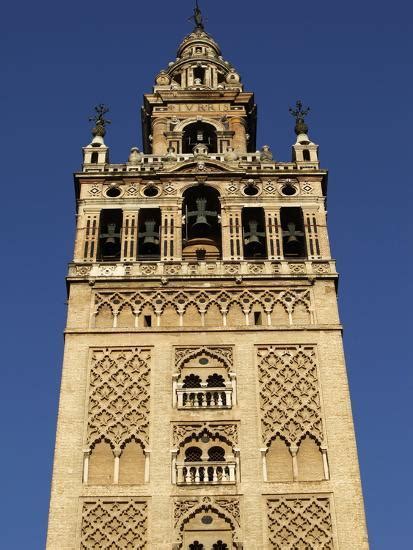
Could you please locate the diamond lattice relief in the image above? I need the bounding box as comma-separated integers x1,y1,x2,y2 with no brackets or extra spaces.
80,499,147,549
258,346,323,446
87,348,151,449
267,496,334,549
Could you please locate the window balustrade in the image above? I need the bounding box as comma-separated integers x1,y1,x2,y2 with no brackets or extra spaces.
176,462,236,485
176,384,233,409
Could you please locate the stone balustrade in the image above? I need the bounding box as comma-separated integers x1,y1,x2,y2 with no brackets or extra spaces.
176,386,233,409
176,462,236,485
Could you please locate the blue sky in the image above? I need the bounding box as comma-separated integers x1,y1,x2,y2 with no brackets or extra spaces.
1,1,412,547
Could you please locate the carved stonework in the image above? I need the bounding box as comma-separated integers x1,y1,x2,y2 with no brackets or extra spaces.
172,422,239,447
87,348,151,449
175,346,233,375
93,287,312,325
80,499,147,549
267,496,334,549
257,346,324,446
174,496,241,546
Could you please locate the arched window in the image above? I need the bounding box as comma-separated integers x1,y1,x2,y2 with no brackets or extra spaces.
213,542,229,550
303,149,311,161
280,207,307,258
206,373,225,387
189,542,204,550
183,374,202,388
185,447,203,462
182,186,222,260
182,122,217,153
98,209,123,261
208,446,225,462
91,151,99,164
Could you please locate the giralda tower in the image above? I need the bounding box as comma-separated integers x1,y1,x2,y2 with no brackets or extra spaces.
46,6,369,549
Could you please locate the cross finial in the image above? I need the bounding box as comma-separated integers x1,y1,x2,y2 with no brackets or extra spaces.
289,100,310,136
89,104,111,137
189,1,205,30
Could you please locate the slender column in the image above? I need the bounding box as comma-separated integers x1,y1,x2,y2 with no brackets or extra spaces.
82,449,90,484
290,445,298,481
121,210,139,262
234,449,241,482
260,448,268,482
321,446,330,480
265,208,283,260
113,449,121,484
144,449,151,483
171,450,178,484
229,372,237,405
152,118,168,155
172,374,179,408
230,117,247,152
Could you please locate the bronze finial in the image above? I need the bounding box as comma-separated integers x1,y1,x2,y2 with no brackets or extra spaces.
289,100,310,135
189,1,205,30
89,104,111,137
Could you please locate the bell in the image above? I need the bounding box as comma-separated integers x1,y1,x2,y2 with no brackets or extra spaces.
140,220,159,254
100,222,120,244
283,222,304,243
187,197,218,236
142,220,159,245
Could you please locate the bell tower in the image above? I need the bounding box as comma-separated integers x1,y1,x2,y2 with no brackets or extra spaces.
46,5,369,549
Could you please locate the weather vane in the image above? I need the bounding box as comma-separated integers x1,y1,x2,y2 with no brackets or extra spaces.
89,104,111,137
189,1,205,30
289,100,310,135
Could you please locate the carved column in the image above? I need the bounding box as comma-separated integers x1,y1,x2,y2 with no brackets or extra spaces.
265,208,283,260
161,206,182,261
121,209,139,262
77,210,100,262
152,118,168,155
230,116,247,153
222,206,243,261
308,205,331,259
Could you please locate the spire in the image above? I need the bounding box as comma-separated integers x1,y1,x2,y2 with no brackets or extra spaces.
189,1,205,31
289,100,310,138
289,100,319,167
83,104,110,167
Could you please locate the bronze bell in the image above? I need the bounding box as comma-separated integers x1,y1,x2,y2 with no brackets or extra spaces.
283,222,304,243
244,219,265,256
100,223,120,244
188,197,218,234
142,220,159,246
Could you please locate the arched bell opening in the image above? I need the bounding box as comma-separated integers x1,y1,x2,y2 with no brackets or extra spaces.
242,207,267,259
138,208,161,261
182,122,218,153
98,209,123,261
182,186,221,260
281,207,307,258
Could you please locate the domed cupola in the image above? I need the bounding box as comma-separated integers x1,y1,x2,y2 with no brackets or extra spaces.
154,8,242,92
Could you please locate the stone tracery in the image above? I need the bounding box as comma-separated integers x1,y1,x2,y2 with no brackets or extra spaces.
86,348,151,450
80,499,148,549
267,496,334,549
257,345,324,447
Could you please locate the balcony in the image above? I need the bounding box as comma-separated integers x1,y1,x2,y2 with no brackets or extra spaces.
176,385,233,409
177,462,237,485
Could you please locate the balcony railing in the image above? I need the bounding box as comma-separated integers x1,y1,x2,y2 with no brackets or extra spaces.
176,462,236,485
176,386,233,409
